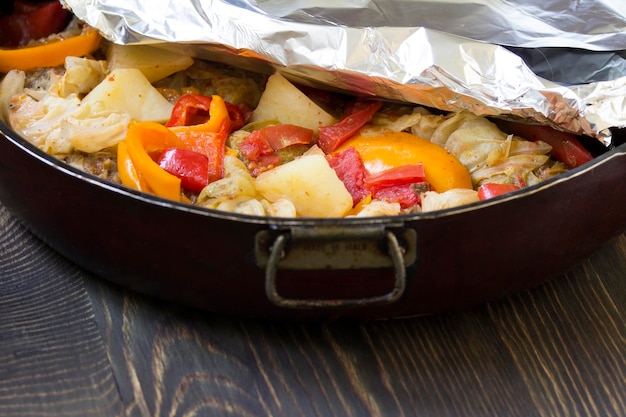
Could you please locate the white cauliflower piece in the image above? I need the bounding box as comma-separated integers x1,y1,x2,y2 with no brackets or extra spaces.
55,56,107,98
472,154,550,186
6,61,173,155
9,92,82,154
197,155,298,217
64,102,130,153
228,198,266,216
209,196,255,213
350,200,402,217
420,189,480,213
262,198,297,217
0,70,25,122
8,91,130,155
442,116,513,174
198,155,258,201
409,112,447,140
417,111,562,187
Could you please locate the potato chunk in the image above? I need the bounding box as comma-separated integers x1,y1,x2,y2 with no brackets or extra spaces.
107,44,194,83
255,153,352,218
251,73,336,132
81,68,173,123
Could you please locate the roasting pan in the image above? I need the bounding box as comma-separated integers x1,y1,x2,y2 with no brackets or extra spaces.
1,117,624,320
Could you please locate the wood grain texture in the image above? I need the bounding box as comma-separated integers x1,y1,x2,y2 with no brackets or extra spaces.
84,234,626,417
1,200,625,417
0,207,123,417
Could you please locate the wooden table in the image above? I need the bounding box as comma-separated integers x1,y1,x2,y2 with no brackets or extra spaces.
1,203,625,417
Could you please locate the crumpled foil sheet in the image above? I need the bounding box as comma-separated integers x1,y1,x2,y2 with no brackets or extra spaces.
61,0,626,145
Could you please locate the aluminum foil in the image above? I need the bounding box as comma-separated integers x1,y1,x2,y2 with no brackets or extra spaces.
61,0,626,145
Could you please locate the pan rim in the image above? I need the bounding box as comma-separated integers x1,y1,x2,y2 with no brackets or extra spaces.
1,118,624,227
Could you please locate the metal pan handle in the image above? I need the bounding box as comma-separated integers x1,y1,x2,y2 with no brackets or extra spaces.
255,226,417,309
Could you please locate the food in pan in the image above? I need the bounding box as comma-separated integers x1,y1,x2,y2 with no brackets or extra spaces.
0,1,101,73
0,15,599,218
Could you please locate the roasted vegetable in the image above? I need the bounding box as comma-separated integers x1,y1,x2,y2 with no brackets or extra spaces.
118,94,232,198
255,146,353,218
0,24,101,73
1,39,599,218
334,130,473,193
107,44,193,83
250,73,336,131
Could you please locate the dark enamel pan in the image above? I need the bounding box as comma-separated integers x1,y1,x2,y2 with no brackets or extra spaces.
1,118,625,321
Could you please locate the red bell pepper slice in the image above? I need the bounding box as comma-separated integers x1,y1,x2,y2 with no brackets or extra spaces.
165,94,213,127
365,164,426,191
172,122,229,184
497,121,593,168
238,131,274,161
168,95,232,182
477,183,521,200
158,148,209,193
247,154,281,178
256,124,314,151
244,124,313,153
364,164,428,209
166,93,246,132
239,124,314,175
317,100,383,153
371,184,422,209
0,1,70,48
225,102,248,131
327,146,369,206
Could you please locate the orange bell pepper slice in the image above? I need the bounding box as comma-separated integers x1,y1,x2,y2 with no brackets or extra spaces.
117,141,144,192
0,26,102,73
118,95,233,200
119,121,183,201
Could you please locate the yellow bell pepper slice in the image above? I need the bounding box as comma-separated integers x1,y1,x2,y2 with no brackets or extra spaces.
168,95,231,145
117,141,145,192
0,26,102,73
188,95,230,133
335,131,473,193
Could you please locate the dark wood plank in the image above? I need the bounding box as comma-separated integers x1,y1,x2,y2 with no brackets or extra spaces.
0,207,123,417
84,234,626,417
484,237,626,417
